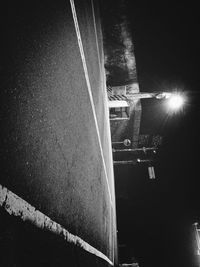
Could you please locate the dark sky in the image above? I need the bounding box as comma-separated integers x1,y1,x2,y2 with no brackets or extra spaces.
128,2,200,93
114,2,200,267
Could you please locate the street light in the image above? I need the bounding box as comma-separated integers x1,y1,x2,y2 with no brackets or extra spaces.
166,92,185,112
126,90,186,113
109,87,186,179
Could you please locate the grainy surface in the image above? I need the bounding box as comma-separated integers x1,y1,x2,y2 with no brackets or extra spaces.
0,0,117,266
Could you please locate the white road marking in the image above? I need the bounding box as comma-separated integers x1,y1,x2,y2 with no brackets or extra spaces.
69,0,113,206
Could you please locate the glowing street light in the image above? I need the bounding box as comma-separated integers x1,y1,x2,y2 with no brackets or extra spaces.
109,87,186,180
124,90,186,113
166,93,185,112
108,86,186,120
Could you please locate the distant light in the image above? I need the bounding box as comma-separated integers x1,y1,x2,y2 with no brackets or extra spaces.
123,139,131,147
148,166,156,179
166,93,185,111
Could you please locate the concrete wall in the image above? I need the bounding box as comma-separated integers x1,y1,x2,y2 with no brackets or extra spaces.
0,0,117,266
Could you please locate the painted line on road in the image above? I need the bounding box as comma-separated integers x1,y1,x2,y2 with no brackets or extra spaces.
0,184,114,266
90,3,117,262
91,0,101,75
70,0,113,206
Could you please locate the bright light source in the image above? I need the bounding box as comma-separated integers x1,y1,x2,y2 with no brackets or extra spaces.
166,93,185,111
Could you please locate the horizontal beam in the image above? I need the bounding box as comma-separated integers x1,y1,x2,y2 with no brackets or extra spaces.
114,159,153,165
108,100,129,108
113,147,157,153
126,92,171,100
113,160,137,165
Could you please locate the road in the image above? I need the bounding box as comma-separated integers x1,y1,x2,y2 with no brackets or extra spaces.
0,1,117,266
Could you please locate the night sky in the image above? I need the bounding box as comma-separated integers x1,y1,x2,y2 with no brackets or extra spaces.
113,2,200,267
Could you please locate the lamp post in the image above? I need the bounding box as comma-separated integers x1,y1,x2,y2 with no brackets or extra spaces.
110,90,186,179
126,91,185,111
108,90,185,119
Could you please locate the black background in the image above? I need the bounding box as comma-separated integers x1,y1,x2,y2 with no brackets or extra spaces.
114,1,200,267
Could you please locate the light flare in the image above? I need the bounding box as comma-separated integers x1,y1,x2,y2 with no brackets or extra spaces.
166,93,185,112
